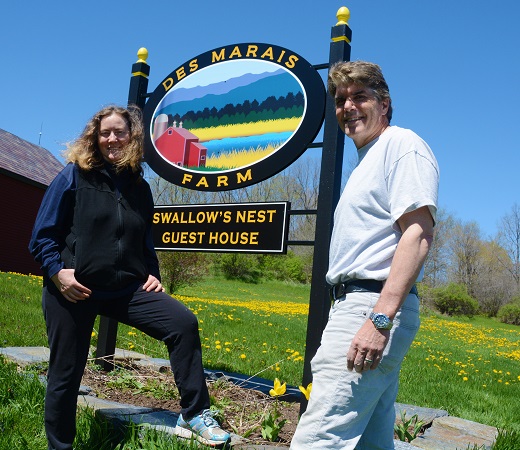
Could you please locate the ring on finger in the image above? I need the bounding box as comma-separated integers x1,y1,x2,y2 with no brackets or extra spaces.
365,359,373,364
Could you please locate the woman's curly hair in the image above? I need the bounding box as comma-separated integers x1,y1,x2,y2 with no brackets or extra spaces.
63,104,144,174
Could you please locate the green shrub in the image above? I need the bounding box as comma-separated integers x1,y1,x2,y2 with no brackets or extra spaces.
433,283,479,317
158,251,210,293
283,256,308,283
218,253,262,284
497,302,520,325
259,252,308,284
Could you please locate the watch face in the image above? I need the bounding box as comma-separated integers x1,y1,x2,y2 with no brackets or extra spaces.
372,313,391,329
374,314,387,327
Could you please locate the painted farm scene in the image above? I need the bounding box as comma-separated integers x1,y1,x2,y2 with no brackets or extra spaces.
151,60,306,172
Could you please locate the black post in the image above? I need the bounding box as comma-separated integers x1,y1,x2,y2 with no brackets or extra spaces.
95,317,118,371
95,48,150,371
128,47,151,110
300,7,352,414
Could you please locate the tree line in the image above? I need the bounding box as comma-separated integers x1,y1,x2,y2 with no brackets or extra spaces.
167,91,305,129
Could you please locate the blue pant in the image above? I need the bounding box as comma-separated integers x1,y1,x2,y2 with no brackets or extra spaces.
42,282,209,450
291,291,420,449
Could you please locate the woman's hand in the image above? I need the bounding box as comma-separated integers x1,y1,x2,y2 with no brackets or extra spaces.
51,269,92,303
143,275,165,293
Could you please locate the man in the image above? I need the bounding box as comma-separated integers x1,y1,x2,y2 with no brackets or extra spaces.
290,61,439,449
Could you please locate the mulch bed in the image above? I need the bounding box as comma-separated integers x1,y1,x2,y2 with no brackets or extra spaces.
80,362,299,447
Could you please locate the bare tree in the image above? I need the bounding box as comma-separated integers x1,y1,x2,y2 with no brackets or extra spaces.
423,208,455,287
497,203,520,292
473,240,514,316
448,220,482,297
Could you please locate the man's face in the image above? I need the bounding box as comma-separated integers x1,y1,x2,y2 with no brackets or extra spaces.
334,83,389,149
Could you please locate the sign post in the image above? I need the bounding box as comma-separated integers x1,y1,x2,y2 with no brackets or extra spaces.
95,48,150,371
299,7,352,413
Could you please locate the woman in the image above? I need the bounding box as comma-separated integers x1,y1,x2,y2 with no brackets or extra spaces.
29,105,230,450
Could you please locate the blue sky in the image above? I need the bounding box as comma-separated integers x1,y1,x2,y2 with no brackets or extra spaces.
2,0,519,238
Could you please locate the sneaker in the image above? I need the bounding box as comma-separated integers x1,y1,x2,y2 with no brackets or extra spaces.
175,409,231,447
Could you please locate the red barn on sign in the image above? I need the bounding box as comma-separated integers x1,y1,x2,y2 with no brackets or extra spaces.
154,126,207,168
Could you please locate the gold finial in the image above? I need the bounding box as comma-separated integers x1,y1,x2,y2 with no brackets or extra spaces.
336,6,350,25
137,47,148,63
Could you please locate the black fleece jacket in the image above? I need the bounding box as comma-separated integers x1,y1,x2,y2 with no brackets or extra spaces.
29,163,160,296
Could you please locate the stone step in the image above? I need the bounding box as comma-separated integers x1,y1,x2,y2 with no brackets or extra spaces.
412,416,497,450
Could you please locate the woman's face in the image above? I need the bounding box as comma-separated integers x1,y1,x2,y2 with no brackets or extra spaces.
98,113,130,163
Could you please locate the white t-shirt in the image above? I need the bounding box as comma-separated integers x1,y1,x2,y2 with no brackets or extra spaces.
326,126,439,285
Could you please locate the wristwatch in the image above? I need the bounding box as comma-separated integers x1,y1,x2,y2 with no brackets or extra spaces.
369,312,393,330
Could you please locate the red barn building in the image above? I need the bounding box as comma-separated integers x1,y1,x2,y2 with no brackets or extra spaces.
0,129,63,275
154,126,207,168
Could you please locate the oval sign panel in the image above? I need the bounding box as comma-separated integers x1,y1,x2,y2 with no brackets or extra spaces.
143,43,326,191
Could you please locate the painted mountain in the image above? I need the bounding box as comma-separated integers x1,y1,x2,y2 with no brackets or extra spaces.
155,70,303,119
160,69,287,104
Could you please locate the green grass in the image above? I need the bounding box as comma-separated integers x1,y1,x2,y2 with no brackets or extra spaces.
0,272,47,347
399,313,520,434
1,270,520,448
0,357,47,449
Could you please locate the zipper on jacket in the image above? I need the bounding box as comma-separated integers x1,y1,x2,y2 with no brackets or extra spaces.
116,194,124,287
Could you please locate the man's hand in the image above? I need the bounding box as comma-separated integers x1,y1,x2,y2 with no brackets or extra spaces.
347,320,389,372
51,269,91,303
143,275,165,293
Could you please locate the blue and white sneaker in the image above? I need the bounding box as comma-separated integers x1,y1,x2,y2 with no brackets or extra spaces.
175,409,230,447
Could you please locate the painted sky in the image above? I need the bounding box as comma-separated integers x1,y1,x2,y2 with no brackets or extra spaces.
2,0,519,238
